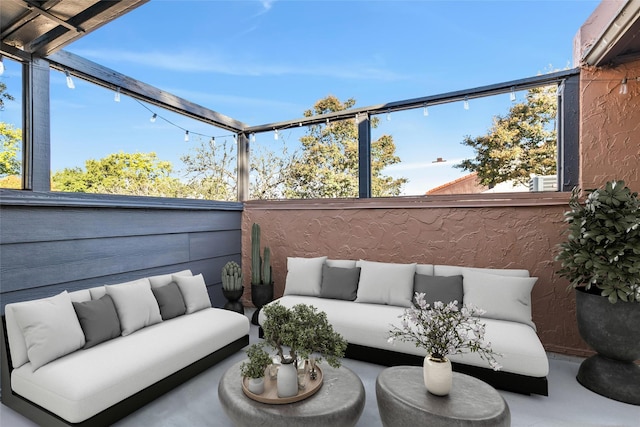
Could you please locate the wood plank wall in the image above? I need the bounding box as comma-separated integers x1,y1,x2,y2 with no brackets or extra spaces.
0,192,243,312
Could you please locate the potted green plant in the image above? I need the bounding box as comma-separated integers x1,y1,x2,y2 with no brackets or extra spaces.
250,223,273,325
221,261,244,314
261,302,347,398
555,180,640,405
240,342,272,395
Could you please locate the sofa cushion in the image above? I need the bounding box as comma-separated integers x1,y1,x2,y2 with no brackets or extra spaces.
434,265,530,277
11,308,250,424
148,269,193,288
10,291,86,371
68,289,92,303
326,259,357,268
415,264,435,276
106,278,162,336
355,260,416,307
414,274,463,306
319,265,361,301
174,274,211,314
72,295,121,349
463,270,538,329
283,256,328,296
152,281,187,320
89,286,106,300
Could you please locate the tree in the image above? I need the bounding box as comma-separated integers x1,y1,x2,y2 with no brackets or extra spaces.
455,85,557,187
181,137,237,201
52,152,188,197
0,83,21,188
284,95,407,198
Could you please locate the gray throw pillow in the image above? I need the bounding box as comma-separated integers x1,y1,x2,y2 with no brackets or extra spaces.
152,281,187,320
413,274,463,307
319,264,361,301
72,294,121,349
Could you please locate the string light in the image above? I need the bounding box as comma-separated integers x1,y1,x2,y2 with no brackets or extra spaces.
619,77,628,95
114,87,121,102
274,129,279,140
210,137,215,145
250,133,256,142
0,56,4,76
184,130,189,142
463,96,470,110
386,109,391,121
510,87,516,102
150,113,157,123
423,103,429,116
64,70,75,89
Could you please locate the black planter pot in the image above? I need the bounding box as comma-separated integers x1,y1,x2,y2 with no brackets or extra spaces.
575,288,640,405
251,283,274,325
222,289,244,314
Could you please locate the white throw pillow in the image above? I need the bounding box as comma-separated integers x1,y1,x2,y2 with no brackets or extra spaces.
174,274,212,313
326,259,357,268
355,260,416,307
283,256,328,296
148,269,193,288
462,270,538,329
106,278,162,336
11,291,86,370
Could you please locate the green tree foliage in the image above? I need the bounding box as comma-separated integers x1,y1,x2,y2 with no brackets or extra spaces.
0,82,21,188
52,152,188,197
181,137,237,201
455,85,557,187
284,96,407,198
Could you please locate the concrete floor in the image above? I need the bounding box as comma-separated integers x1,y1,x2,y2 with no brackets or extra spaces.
1,309,639,427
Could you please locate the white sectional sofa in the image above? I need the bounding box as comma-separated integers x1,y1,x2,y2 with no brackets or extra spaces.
259,257,549,395
1,270,250,426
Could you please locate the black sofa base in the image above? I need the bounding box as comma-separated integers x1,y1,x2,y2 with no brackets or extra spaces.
1,315,249,427
345,342,549,396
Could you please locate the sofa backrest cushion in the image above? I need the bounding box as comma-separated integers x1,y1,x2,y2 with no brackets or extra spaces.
283,256,328,297
106,278,162,336
153,281,187,319
174,274,212,314
89,286,107,300
325,259,357,268
434,265,530,277
69,289,92,303
72,294,122,349
148,269,193,288
355,260,416,307
414,274,463,307
319,264,361,301
415,264,435,276
462,270,538,329
9,291,86,371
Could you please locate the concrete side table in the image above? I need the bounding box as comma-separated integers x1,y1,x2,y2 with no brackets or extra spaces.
376,366,510,427
219,360,365,427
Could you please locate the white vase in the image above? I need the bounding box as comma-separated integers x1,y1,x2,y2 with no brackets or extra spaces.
277,357,298,398
423,355,452,396
247,377,264,395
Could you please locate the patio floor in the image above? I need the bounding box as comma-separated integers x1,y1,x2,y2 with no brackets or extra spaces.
1,308,638,427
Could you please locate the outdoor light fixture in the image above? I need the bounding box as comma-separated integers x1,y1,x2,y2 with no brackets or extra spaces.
184,130,189,142
423,104,429,116
114,87,121,102
510,87,516,102
150,113,157,123
463,96,470,110
210,137,216,145
386,109,391,121
0,56,4,76
619,78,628,95
250,133,256,142
274,129,279,140
65,71,75,89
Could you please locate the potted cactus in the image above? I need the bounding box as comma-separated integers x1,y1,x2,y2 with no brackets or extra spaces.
221,261,244,314
250,223,274,325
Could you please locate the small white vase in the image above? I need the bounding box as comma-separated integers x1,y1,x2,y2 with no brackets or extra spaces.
277,357,298,398
423,355,452,396
247,377,264,395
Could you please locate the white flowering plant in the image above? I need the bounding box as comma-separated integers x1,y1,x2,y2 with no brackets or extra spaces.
388,293,502,371
555,180,640,303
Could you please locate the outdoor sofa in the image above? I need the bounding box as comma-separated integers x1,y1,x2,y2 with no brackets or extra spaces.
1,269,250,426
259,257,549,395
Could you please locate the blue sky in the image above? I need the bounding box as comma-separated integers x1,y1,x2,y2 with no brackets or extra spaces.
1,0,600,195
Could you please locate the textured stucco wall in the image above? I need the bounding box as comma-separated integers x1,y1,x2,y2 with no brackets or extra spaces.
579,60,640,192
242,197,592,356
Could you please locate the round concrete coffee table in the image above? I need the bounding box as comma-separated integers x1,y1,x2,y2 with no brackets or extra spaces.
219,360,365,427
376,366,510,427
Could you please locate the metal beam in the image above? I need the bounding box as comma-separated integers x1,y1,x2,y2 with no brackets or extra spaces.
23,57,51,191
558,74,580,191
47,50,247,133
357,114,371,198
237,133,249,201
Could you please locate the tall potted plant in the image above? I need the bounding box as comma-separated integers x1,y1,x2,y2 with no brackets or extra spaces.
555,180,640,405
250,223,273,325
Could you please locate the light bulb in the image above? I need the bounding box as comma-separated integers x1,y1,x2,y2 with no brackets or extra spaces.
65,71,75,89
423,104,429,117
184,131,189,142
114,87,121,102
619,78,628,95
210,137,215,145
386,109,391,121
250,133,256,142
0,56,4,76
510,87,516,102
150,113,157,123
463,96,469,110
274,129,279,140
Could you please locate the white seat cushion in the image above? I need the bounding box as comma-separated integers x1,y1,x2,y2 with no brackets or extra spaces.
260,296,548,378
11,308,249,423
